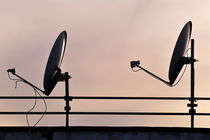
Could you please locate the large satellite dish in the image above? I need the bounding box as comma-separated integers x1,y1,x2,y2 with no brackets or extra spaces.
43,31,67,95
168,21,192,85
7,31,68,96
7,30,71,126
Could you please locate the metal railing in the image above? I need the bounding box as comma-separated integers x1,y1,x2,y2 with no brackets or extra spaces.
1,95,210,128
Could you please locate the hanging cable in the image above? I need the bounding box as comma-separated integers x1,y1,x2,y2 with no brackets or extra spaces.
34,88,47,126
8,72,24,88
7,72,47,127
26,87,38,127
132,67,141,72
26,87,47,127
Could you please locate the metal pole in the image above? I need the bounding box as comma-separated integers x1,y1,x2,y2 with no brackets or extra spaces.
190,39,195,128
64,72,70,127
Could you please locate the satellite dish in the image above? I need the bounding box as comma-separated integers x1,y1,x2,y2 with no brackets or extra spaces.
43,31,67,95
168,21,192,85
7,30,71,126
130,21,198,127
130,21,193,86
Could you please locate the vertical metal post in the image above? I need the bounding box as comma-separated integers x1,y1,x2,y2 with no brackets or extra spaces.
190,39,195,128
64,72,70,127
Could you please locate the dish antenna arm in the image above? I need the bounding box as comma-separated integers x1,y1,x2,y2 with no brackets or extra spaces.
130,61,171,86
7,67,72,127
7,68,44,93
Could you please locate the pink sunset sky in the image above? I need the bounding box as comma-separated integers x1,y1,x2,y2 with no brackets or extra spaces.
1,0,210,127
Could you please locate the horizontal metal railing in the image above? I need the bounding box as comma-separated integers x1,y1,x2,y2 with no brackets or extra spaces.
1,96,210,100
1,96,210,127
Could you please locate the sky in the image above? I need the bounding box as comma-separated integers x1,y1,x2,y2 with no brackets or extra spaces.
1,0,210,127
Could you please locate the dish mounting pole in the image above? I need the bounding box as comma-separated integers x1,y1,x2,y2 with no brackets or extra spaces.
62,72,71,127
187,39,197,128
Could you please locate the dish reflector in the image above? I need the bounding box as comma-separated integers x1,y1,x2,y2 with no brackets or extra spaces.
168,21,192,85
43,31,67,95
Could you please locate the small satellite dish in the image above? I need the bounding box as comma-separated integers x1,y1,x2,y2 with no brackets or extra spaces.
43,31,67,95
130,21,193,86
130,21,198,128
168,21,192,85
